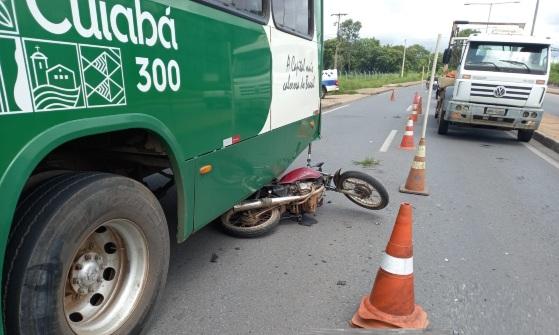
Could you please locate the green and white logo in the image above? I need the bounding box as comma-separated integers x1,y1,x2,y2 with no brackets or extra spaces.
0,36,33,113
0,0,129,115
0,0,17,34
24,39,85,111
80,45,126,107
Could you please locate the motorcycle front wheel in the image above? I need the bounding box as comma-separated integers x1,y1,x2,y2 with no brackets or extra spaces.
220,207,282,238
337,171,389,210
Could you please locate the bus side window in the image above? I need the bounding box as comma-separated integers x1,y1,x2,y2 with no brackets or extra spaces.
272,0,313,38
199,0,267,22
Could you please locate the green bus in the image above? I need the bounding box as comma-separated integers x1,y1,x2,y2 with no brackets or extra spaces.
0,0,323,333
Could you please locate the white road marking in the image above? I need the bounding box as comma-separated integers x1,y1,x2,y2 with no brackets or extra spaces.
506,132,559,170
522,142,559,170
380,130,398,152
322,105,348,115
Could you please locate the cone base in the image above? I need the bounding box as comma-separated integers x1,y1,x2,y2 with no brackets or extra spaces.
399,146,415,150
399,185,429,196
351,296,429,329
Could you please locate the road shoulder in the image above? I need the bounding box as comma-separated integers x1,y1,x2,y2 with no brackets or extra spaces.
536,113,559,153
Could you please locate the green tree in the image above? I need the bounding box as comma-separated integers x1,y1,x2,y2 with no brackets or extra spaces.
339,19,362,43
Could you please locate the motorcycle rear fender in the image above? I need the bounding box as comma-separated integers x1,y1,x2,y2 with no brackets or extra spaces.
279,167,322,184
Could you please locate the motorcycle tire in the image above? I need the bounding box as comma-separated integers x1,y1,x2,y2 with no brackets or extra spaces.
220,207,282,238
337,171,389,210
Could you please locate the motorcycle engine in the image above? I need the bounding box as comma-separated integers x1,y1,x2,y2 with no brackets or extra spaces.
287,181,323,215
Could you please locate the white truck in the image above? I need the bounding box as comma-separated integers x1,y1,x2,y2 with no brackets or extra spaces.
321,69,339,98
437,21,552,142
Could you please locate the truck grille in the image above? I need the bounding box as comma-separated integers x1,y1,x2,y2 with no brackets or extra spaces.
470,83,531,101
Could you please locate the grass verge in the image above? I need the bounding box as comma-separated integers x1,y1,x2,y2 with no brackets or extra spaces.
550,63,559,86
335,73,422,94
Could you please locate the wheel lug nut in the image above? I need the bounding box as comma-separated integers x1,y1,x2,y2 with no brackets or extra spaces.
95,255,101,261
75,264,82,270
85,254,92,261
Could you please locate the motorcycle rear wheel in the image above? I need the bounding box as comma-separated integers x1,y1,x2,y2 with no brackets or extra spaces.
337,171,389,210
220,207,282,238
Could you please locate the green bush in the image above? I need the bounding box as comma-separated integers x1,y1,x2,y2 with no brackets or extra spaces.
550,63,559,86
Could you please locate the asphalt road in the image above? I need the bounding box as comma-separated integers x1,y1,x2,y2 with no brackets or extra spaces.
146,85,559,335
544,92,559,117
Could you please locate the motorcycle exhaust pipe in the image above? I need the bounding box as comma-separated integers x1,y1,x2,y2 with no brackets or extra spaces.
233,187,324,212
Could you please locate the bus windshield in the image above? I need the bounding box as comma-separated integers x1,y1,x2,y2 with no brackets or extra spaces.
464,42,549,75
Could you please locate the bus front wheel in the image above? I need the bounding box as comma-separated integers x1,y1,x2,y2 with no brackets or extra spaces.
3,173,170,335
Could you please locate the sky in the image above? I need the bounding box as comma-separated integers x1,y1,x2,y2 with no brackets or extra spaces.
324,0,559,59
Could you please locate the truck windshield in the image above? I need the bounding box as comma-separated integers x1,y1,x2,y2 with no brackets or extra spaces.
464,42,549,75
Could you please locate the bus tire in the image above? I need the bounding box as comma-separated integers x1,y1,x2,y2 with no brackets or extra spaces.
3,172,169,335
438,110,449,135
517,129,534,142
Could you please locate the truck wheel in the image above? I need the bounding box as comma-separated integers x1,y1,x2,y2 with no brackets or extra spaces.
438,110,449,135
517,129,534,142
320,86,327,99
3,173,170,335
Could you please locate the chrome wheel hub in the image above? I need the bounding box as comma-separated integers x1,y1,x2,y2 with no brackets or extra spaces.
64,219,149,335
71,252,104,295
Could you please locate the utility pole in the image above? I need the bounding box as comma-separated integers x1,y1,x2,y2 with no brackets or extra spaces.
530,0,540,36
401,39,407,78
331,13,347,70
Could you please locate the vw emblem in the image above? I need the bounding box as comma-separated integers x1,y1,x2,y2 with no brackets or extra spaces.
494,86,507,98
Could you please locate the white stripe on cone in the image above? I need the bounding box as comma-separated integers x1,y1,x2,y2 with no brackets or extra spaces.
411,161,425,169
417,145,426,157
380,253,414,276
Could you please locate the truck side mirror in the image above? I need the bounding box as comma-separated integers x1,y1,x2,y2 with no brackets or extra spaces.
443,48,452,65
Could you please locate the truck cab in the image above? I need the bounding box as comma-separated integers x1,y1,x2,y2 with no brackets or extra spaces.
439,31,551,142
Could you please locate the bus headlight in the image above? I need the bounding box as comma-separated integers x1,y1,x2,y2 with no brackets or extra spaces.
531,112,538,118
455,105,462,112
523,112,530,117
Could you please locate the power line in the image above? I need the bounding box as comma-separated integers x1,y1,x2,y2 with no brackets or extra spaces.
331,13,348,38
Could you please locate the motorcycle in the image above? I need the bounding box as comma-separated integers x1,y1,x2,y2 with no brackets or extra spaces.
220,146,389,238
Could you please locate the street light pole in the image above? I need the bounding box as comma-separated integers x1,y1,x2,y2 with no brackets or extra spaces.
486,3,493,32
464,1,520,33
401,39,407,78
530,0,540,36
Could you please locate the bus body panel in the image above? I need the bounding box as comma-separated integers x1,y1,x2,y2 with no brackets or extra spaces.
0,0,322,331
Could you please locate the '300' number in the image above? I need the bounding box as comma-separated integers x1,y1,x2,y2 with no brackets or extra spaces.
136,57,181,93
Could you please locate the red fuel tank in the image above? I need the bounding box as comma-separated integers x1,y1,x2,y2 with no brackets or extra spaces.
279,167,321,184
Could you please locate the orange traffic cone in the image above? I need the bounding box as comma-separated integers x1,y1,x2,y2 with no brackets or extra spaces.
408,104,419,122
399,117,415,150
400,138,428,196
417,97,423,115
413,92,420,105
390,90,396,102
351,203,429,329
